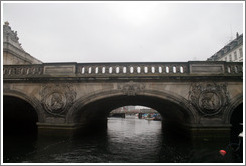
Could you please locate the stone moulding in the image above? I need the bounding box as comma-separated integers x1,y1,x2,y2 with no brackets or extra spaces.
189,82,230,116
43,65,76,75
40,84,77,117
189,64,224,74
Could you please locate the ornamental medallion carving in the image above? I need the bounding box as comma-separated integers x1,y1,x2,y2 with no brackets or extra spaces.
199,92,220,111
40,84,76,117
118,81,145,96
189,82,229,116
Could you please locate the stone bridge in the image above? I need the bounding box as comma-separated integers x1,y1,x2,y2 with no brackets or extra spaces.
3,61,243,138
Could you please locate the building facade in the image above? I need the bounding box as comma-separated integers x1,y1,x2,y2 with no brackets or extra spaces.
3,22,42,65
207,33,243,62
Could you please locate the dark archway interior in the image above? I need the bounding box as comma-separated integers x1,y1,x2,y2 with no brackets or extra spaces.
230,103,243,143
74,95,193,134
3,96,38,136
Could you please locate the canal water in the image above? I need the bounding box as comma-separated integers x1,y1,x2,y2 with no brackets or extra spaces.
3,116,243,163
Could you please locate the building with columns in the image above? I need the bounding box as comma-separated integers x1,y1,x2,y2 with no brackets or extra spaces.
207,33,243,62
3,21,42,65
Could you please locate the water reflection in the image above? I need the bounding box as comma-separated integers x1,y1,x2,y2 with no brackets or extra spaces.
3,117,243,163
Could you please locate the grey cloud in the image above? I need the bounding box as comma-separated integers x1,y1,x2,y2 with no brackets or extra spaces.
3,2,243,63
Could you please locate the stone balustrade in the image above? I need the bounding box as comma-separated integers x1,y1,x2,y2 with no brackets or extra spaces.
3,64,43,76
224,62,244,74
3,62,243,77
77,62,188,76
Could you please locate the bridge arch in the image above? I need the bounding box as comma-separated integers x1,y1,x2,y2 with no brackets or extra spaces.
223,94,243,124
3,90,45,122
223,94,243,142
66,89,198,126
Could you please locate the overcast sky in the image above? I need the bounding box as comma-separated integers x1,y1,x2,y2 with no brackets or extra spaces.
2,2,244,63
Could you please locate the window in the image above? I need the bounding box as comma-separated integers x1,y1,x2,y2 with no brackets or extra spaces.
239,48,243,57
234,51,237,60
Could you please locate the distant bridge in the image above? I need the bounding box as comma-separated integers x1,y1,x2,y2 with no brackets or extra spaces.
3,61,243,139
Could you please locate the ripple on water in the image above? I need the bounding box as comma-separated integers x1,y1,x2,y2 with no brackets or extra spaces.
4,118,242,163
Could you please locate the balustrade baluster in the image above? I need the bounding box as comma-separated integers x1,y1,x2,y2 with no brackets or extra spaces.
92,66,96,74
176,65,180,73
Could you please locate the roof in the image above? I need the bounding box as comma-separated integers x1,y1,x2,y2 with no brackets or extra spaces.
207,33,243,61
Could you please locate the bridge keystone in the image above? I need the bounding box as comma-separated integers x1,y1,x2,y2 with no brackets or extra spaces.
117,81,145,96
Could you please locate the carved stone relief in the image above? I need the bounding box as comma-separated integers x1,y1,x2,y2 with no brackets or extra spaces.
118,81,145,96
189,82,230,116
40,84,76,117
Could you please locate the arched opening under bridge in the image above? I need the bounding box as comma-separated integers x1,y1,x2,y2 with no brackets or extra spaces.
3,96,38,136
69,94,195,137
3,95,39,161
109,105,162,119
230,103,243,143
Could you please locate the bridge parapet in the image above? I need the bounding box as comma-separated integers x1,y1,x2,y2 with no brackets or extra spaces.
3,61,243,78
77,62,189,76
3,64,43,76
